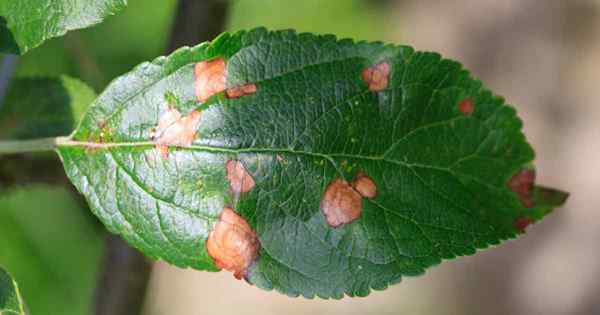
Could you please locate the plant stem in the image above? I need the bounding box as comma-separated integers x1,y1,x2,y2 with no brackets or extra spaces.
166,0,228,53
0,55,19,106
0,137,59,155
94,235,152,315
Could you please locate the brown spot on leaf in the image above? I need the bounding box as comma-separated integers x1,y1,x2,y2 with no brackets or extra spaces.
514,217,534,233
352,172,377,199
458,98,475,115
97,121,114,144
507,169,536,208
321,179,363,228
152,108,202,159
195,58,227,102
225,160,256,194
226,83,257,99
362,62,390,91
206,207,259,279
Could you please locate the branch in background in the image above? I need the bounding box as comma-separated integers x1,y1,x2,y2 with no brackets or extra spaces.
94,1,229,314
166,0,228,53
94,235,153,315
0,55,18,107
64,34,106,90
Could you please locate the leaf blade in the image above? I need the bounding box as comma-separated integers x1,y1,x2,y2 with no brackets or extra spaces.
57,28,568,298
0,0,126,54
0,267,26,315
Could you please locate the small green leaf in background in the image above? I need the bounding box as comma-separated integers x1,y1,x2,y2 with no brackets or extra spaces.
0,266,27,315
0,0,127,54
57,28,568,298
13,0,177,91
0,185,103,315
0,76,96,140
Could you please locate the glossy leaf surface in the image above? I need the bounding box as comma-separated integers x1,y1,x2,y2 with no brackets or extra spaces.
56,28,568,298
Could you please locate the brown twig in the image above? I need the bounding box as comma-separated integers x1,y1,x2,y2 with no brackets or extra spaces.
166,0,228,53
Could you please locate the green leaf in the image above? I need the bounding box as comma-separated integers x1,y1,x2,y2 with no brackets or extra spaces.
0,0,126,54
0,185,103,315
0,76,96,140
0,266,26,315
56,28,568,298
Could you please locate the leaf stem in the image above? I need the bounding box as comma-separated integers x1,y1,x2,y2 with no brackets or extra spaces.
0,137,65,155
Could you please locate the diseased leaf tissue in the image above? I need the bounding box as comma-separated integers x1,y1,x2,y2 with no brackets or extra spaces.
56,28,568,298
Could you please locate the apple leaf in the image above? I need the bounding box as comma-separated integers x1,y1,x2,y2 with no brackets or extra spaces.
0,266,26,315
0,0,126,54
56,28,568,298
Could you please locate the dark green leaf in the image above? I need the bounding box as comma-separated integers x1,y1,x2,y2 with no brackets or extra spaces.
0,185,103,314
56,28,568,298
0,0,126,54
0,266,26,315
0,76,96,140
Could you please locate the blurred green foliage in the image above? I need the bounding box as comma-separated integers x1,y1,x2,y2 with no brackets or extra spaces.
0,185,103,315
0,76,96,140
228,0,389,42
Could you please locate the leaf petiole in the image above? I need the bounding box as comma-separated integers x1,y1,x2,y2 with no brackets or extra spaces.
0,136,68,155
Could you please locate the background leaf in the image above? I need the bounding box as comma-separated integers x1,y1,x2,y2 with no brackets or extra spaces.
13,0,176,91
0,76,96,140
0,266,26,315
57,28,568,298
0,0,127,54
0,185,103,315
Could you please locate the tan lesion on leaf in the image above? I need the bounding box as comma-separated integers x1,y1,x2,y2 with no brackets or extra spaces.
206,207,260,280
352,171,377,199
507,169,536,208
225,160,256,194
195,58,227,102
362,62,390,91
321,179,363,228
321,171,378,228
225,83,257,99
151,107,202,159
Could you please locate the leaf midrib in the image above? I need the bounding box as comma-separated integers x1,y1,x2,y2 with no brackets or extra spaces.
55,133,500,181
